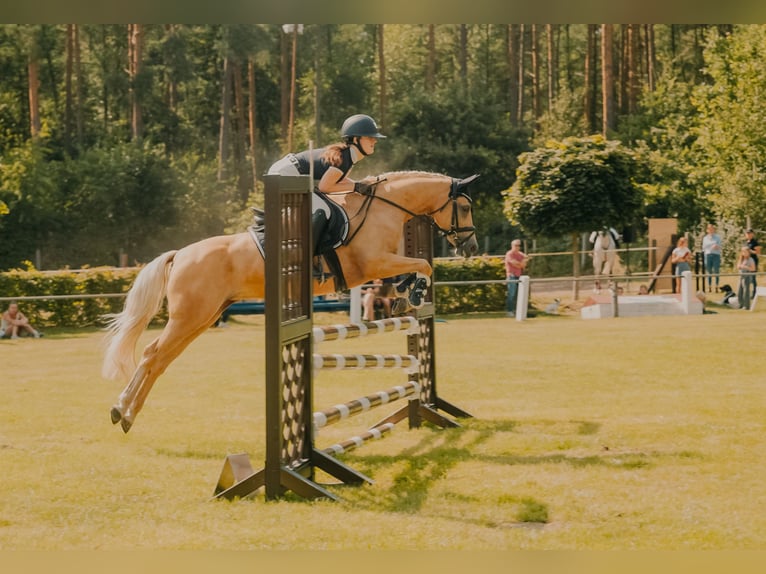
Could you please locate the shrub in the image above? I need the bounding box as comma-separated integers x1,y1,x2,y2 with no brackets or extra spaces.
0,266,138,328
433,256,506,313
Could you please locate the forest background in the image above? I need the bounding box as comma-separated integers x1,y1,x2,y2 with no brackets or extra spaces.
1,23,765,271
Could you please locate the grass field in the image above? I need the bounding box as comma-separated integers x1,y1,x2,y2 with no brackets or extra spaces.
1,305,765,553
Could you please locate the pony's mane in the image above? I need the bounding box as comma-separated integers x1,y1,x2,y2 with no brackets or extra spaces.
373,170,447,181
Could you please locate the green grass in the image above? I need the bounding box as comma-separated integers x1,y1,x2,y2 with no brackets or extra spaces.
1,308,765,550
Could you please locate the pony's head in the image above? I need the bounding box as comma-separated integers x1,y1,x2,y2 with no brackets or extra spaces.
429,174,480,258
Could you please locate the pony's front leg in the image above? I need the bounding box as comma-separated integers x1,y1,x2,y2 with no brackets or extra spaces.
394,271,431,309
353,254,433,315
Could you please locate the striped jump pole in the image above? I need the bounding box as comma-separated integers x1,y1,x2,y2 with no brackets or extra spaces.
313,316,419,343
313,353,419,373
313,381,420,430
322,423,396,456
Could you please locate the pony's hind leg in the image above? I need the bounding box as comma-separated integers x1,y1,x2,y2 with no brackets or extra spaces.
112,311,222,433
111,362,148,424
110,337,162,432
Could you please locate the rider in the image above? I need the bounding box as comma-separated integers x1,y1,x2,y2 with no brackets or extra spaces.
267,113,387,252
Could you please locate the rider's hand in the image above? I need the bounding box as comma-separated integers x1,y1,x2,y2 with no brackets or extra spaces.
354,181,374,195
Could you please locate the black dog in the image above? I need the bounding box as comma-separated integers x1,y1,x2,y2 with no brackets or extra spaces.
719,284,737,306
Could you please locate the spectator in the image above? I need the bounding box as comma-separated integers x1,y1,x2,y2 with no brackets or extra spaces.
736,246,756,310
362,278,394,321
702,223,723,292
745,228,761,300
670,236,692,293
1,302,42,339
504,239,528,318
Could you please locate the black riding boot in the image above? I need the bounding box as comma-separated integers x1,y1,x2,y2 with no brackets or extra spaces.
312,210,329,256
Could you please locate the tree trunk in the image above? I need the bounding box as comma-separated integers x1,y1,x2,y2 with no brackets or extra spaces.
378,24,387,128
218,55,232,181
584,24,597,133
627,24,640,114
248,58,258,188
531,24,541,120
506,24,519,125
128,24,144,142
280,29,289,145
619,25,627,115
601,24,615,136
165,25,178,112
645,24,656,92
564,24,573,91
546,24,555,114
74,24,83,143
233,60,249,203
313,29,321,146
65,24,74,150
426,24,436,92
459,25,468,97
27,32,41,139
100,27,109,135
287,25,298,152
517,24,525,125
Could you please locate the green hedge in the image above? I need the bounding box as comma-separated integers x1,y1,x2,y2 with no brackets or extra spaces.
433,256,507,313
1,258,509,328
0,266,138,328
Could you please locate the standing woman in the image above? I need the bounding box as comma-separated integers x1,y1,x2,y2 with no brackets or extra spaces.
267,114,387,250
670,236,692,293
745,228,761,300
736,245,756,309
701,223,723,293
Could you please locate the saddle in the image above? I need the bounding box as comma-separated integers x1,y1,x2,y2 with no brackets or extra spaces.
248,192,350,290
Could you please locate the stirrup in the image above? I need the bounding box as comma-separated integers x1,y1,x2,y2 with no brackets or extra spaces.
312,256,325,279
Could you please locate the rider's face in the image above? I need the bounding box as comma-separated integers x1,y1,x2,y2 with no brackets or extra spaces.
358,136,377,155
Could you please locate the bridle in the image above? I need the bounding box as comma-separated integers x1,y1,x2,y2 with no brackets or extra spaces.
427,179,477,248
345,177,476,249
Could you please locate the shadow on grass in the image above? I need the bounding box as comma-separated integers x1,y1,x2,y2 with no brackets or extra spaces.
324,417,702,520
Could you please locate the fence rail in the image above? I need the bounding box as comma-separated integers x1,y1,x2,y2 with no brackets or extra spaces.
4,271,764,303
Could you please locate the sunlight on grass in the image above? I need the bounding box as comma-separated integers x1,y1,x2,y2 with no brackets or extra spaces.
1,311,765,550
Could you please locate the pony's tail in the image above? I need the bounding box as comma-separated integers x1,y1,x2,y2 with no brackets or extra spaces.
101,250,177,382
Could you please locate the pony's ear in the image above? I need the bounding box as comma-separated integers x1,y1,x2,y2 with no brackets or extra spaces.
459,174,480,188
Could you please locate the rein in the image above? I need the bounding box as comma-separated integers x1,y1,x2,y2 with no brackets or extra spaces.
344,177,476,247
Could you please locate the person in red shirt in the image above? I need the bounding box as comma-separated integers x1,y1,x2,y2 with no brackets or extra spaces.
504,239,527,317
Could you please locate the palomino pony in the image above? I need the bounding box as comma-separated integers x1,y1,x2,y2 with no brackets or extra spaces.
102,171,480,433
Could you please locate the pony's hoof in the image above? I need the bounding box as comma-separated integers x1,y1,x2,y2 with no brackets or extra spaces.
120,418,133,433
110,407,122,424
408,277,429,308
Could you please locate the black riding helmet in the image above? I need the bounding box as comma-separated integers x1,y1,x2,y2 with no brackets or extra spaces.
341,114,386,155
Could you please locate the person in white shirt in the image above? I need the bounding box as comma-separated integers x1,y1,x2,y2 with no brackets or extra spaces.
701,223,722,293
